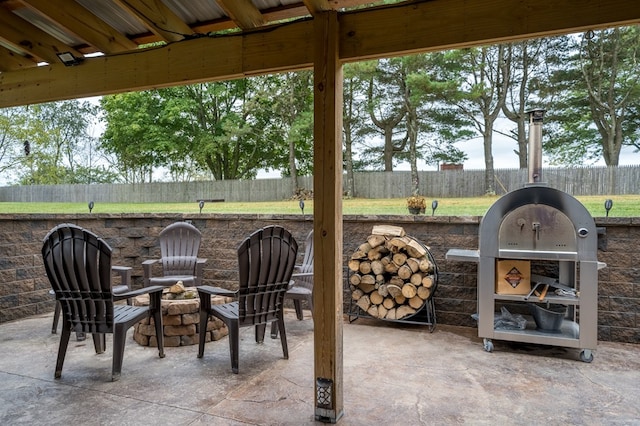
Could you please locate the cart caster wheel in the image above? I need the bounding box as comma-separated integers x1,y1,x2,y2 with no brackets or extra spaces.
483,338,493,353
580,349,593,363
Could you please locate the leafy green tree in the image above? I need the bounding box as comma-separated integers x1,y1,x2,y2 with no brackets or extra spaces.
435,45,511,194
403,53,473,194
543,27,640,166
0,107,30,180
501,40,549,168
343,61,378,197
16,100,103,184
269,71,314,195
101,78,288,182
364,58,408,171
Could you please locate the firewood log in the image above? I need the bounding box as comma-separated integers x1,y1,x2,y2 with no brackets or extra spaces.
394,294,406,305
371,260,384,275
356,295,370,312
382,297,396,309
377,305,388,318
405,239,427,258
384,262,399,274
351,250,367,259
377,284,389,297
417,286,431,300
349,273,361,286
410,272,423,287
389,276,404,287
358,242,372,253
360,274,375,286
352,288,364,301
367,305,379,317
359,261,372,274
397,264,412,279
419,258,433,273
393,253,408,267
387,237,409,252
396,305,416,319
386,308,397,320
372,225,405,236
422,275,434,288
369,291,384,305
406,257,420,273
387,284,402,298
367,234,386,248
359,282,376,294
348,259,361,272
408,295,424,309
401,283,417,299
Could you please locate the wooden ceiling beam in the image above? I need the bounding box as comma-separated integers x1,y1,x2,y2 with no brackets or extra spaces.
339,0,640,61
0,46,37,71
21,0,137,53
0,5,83,64
113,0,194,42
216,0,265,29
2,0,640,108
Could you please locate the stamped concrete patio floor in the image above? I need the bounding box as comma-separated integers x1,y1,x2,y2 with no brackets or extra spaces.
1,310,639,425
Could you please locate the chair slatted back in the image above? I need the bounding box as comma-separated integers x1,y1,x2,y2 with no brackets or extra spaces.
159,222,201,276
297,230,314,290
237,225,298,327
42,224,114,334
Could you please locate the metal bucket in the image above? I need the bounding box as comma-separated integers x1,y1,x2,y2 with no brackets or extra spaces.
530,303,567,332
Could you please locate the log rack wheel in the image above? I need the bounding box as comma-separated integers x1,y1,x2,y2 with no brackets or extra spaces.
346,229,437,332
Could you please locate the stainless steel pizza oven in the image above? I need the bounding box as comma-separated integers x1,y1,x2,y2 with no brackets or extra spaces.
448,109,604,362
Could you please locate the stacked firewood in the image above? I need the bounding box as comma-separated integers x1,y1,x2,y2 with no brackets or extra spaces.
348,225,436,320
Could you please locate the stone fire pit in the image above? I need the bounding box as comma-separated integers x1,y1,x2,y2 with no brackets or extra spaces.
133,284,232,347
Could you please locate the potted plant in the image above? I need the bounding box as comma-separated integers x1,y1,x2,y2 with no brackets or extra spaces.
406,195,426,214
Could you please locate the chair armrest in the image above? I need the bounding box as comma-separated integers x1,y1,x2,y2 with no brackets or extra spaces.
195,258,207,286
197,285,237,297
113,285,164,302
292,272,313,278
111,265,132,291
142,259,160,286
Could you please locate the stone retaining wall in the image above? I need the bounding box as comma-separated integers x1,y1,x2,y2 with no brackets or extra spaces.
1,213,638,344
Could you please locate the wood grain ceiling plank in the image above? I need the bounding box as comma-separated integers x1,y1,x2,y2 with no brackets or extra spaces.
21,0,137,53
0,46,38,71
113,0,193,42
303,0,332,14
0,5,82,64
216,0,265,29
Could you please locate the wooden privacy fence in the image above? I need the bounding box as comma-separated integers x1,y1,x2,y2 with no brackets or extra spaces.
1,166,638,203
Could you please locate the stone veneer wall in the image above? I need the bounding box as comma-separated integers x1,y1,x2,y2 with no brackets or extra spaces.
0,213,638,344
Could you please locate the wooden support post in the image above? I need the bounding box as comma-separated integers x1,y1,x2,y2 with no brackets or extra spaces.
313,10,344,424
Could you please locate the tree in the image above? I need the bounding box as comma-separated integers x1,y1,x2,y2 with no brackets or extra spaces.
343,61,378,197
0,107,30,180
435,45,511,194
364,58,408,171
403,53,473,194
543,27,640,166
16,100,105,184
501,39,548,168
269,71,314,195
101,78,289,182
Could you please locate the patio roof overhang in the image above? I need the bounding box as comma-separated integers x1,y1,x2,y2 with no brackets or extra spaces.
2,0,639,421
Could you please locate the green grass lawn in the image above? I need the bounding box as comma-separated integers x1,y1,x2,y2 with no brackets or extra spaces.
1,194,637,217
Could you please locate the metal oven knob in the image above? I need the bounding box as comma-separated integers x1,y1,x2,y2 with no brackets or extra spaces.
578,228,589,238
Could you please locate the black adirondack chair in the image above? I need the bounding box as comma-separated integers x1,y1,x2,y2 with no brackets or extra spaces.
143,221,207,287
271,229,314,338
197,225,298,373
42,223,165,381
